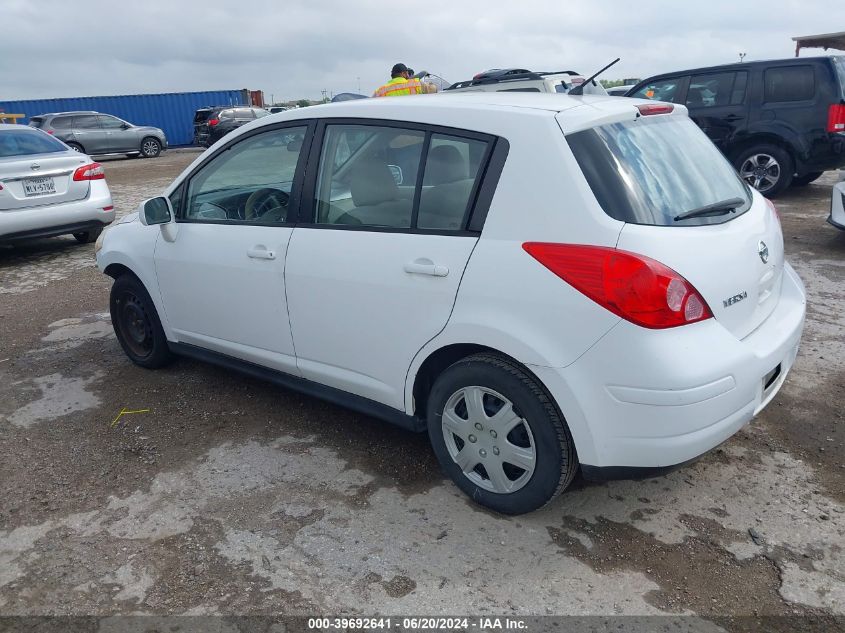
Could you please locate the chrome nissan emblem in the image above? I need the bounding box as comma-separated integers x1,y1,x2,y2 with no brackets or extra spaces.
758,240,769,264
30,163,41,171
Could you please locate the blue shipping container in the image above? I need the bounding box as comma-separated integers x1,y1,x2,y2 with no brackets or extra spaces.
0,90,247,147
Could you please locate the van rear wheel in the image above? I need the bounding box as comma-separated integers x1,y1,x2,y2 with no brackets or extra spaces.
426,353,577,515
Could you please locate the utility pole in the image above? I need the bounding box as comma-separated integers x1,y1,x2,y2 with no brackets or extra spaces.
321,89,328,103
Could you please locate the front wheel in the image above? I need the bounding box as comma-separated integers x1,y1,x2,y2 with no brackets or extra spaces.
733,144,793,197
427,353,577,515
110,274,173,368
140,137,162,158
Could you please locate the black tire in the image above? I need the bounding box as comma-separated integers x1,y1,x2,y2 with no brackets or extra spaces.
140,137,162,158
733,144,794,197
66,142,84,153
110,274,173,369
72,227,102,243
426,353,577,515
791,171,824,187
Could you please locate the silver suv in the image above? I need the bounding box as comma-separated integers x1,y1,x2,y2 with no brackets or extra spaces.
444,68,608,96
29,111,167,158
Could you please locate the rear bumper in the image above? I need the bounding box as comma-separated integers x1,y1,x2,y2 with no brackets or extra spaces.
828,180,845,230
531,262,806,471
0,181,114,241
795,133,845,174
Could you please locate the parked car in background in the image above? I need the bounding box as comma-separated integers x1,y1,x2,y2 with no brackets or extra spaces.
444,68,608,96
829,170,845,230
193,106,272,147
606,84,635,96
268,106,290,114
1,125,114,243
627,56,845,196
29,111,167,159
97,93,804,514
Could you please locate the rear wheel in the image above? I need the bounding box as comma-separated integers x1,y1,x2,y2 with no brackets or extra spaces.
140,137,161,158
73,227,102,243
733,144,793,197
66,142,84,153
791,171,824,187
110,274,173,369
427,353,577,515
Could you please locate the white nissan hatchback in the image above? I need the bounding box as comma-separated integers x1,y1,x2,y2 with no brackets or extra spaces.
96,94,806,514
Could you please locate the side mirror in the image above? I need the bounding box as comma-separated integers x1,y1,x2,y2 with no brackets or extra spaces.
139,197,173,226
387,164,403,185
121,122,131,130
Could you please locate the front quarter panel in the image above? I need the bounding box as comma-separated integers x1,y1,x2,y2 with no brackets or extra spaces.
96,213,172,339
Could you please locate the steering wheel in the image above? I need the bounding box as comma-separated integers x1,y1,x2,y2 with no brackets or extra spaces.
244,188,290,221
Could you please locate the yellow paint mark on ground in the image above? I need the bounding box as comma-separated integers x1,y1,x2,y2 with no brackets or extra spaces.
111,407,150,427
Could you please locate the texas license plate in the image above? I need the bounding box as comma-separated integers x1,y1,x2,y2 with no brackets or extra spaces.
23,176,56,197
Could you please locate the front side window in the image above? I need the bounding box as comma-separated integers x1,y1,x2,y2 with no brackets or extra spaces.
98,115,125,130
312,124,490,231
184,126,307,224
630,77,687,103
764,66,815,102
686,72,747,108
0,129,67,157
51,116,72,130
567,116,751,226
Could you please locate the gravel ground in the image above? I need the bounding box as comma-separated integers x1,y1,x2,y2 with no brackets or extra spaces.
0,151,843,631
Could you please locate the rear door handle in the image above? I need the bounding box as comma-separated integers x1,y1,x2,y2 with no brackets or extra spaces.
724,114,744,122
404,258,448,277
247,246,276,260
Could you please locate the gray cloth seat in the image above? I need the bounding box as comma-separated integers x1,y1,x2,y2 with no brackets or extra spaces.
424,145,468,185
349,159,412,227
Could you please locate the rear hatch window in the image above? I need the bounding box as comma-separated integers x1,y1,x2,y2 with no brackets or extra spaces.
567,115,751,226
0,129,67,157
194,109,213,124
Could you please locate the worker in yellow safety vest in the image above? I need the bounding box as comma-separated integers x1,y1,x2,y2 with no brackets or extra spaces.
373,63,436,97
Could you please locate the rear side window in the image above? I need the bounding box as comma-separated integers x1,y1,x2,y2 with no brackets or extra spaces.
832,57,845,99
28,117,44,128
312,124,490,231
686,71,747,108
764,66,815,102
51,116,72,129
0,129,67,157
567,116,751,226
235,108,255,119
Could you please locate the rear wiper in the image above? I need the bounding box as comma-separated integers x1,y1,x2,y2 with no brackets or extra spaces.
673,197,746,222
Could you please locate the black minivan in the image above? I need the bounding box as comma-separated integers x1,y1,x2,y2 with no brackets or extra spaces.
627,56,845,196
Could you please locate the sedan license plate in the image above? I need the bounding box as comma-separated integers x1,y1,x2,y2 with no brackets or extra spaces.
23,176,56,197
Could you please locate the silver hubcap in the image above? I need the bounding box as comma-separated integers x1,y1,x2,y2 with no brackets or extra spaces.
143,141,158,155
739,153,780,193
441,386,537,494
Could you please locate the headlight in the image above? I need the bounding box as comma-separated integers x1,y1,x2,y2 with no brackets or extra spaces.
95,228,107,254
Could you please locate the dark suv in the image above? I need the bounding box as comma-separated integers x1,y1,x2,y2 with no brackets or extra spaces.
193,106,271,147
627,56,845,196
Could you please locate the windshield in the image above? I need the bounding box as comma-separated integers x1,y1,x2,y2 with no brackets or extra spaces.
0,129,68,157
566,115,751,226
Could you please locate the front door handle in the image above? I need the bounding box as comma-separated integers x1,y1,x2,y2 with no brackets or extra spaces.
247,245,276,260
724,114,744,122
404,258,448,277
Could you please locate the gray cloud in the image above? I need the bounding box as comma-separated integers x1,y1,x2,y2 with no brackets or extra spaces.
0,0,835,102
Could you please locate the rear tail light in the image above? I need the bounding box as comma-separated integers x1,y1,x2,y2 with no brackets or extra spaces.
522,243,713,329
828,104,845,132
72,162,105,181
46,129,55,135
637,103,674,116
102,205,114,212
207,118,219,127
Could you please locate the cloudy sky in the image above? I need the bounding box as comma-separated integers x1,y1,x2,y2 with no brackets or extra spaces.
0,0,837,103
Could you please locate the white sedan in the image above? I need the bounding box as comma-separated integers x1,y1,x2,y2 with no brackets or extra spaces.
0,125,114,243
96,93,805,514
